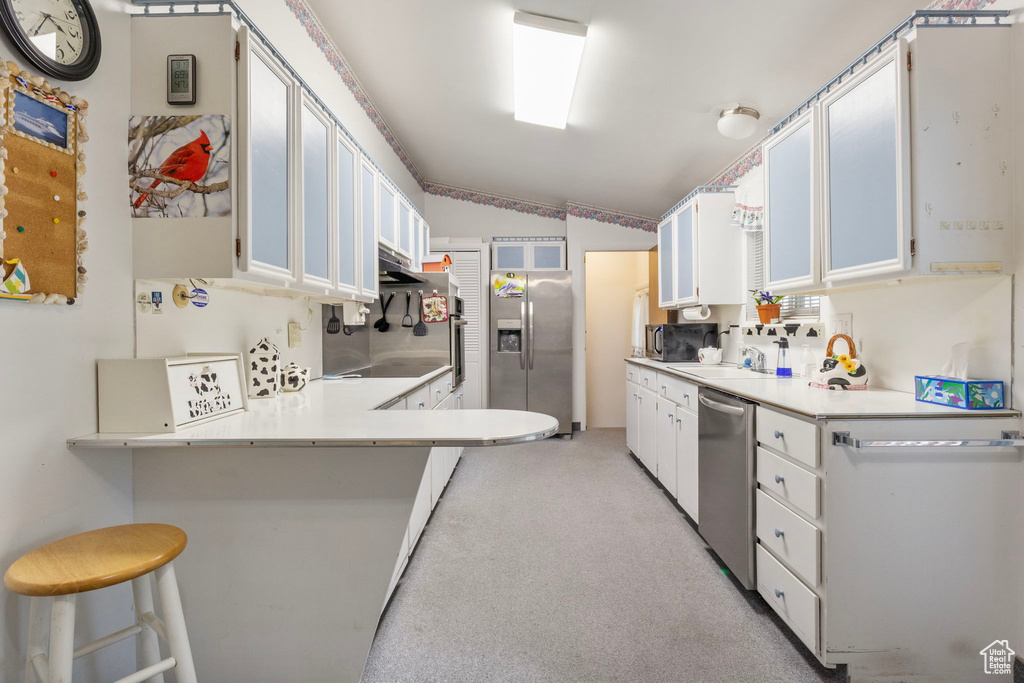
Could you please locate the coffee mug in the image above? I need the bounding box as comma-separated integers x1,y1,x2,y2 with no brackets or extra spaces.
698,347,723,365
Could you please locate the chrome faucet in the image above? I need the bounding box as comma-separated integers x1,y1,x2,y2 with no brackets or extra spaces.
744,346,769,373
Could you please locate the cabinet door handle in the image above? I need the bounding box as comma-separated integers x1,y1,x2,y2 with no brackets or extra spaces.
676,418,682,425
683,393,689,400
774,430,784,439
774,528,784,538
667,413,674,420
774,474,784,484
418,401,425,408
774,589,784,599
661,384,667,392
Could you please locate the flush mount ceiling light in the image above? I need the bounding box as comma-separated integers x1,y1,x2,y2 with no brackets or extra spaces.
513,11,588,129
717,106,761,140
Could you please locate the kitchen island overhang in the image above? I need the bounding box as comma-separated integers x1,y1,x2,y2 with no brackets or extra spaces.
66,405,557,683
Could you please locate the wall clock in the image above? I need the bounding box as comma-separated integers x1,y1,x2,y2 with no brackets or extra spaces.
0,0,101,81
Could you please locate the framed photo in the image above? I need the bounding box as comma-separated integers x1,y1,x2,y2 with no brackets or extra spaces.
7,87,74,153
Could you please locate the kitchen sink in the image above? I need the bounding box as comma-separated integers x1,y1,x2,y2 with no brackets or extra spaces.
668,365,771,380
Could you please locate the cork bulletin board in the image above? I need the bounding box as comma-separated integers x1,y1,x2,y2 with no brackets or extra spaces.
0,61,89,305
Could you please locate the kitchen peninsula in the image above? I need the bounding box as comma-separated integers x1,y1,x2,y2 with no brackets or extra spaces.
68,368,557,683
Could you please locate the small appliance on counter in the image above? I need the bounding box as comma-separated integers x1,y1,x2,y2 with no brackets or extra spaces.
646,323,718,362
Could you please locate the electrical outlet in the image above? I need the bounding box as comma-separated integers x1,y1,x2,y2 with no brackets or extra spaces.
829,313,852,337
288,321,302,348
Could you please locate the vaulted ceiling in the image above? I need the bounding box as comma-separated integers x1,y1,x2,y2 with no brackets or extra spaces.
305,0,926,217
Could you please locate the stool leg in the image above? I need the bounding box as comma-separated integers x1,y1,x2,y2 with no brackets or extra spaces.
154,562,196,683
131,574,165,683
47,594,75,683
24,597,49,683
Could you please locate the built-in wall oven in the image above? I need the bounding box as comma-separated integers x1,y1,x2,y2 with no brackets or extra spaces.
451,297,466,387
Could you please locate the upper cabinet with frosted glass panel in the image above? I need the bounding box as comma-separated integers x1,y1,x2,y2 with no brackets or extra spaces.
360,157,379,298
336,134,359,296
820,42,910,283
490,240,566,271
298,97,332,292
763,109,819,291
656,191,743,309
239,27,295,284
379,178,398,251
762,28,1014,293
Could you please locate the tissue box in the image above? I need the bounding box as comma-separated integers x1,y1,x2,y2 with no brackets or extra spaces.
914,376,1004,410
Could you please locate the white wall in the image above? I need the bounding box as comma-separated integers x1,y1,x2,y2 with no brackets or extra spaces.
426,193,566,239
0,4,136,680
236,0,425,210
134,281,324,377
568,216,658,428
585,252,648,428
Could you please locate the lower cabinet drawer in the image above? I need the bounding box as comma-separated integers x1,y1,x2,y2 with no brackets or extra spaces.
639,367,658,390
429,374,453,408
757,544,819,654
407,385,430,411
756,489,821,587
756,407,819,468
756,447,820,519
658,373,697,413
626,363,641,384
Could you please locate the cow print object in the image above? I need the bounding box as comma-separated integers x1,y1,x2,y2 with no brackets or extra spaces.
248,337,280,398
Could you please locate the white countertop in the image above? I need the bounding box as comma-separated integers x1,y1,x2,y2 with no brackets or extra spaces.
625,357,1019,420
68,368,559,448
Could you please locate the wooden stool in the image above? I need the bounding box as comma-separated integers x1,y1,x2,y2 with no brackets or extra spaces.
4,524,197,683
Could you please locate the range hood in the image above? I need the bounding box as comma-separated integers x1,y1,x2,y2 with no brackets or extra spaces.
378,248,424,284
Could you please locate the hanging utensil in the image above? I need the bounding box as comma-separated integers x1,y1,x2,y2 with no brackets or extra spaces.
377,292,395,333
401,291,414,328
413,293,428,337
326,305,341,334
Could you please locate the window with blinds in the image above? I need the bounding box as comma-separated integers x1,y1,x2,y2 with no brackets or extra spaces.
745,232,820,320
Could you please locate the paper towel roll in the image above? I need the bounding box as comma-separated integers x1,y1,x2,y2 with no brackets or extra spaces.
681,305,711,321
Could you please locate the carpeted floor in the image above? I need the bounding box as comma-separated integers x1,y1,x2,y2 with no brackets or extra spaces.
362,428,845,683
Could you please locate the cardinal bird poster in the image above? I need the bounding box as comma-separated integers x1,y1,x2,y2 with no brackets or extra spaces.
128,114,231,218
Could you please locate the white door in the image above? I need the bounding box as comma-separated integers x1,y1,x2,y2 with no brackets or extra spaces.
656,397,677,497
675,409,698,521
638,387,657,474
450,250,484,409
626,382,639,455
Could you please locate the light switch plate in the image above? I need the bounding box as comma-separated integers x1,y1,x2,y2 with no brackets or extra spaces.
829,314,852,338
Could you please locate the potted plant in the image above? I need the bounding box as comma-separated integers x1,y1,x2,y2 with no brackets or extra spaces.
750,289,784,324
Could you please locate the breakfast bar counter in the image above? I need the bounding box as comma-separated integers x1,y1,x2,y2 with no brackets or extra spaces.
66,374,557,683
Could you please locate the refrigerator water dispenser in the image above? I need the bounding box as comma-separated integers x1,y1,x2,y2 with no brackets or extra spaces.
497,319,522,353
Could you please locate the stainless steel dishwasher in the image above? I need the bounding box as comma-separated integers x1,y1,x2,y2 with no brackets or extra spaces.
697,387,756,589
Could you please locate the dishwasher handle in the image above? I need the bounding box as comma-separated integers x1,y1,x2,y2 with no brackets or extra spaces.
698,393,747,417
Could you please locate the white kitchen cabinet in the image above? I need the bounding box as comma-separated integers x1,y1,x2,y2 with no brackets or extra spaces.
336,134,359,296
763,109,820,291
821,41,910,283
398,200,412,258
411,214,424,271
637,387,657,474
298,98,332,290
491,240,566,270
239,27,295,284
674,406,698,521
673,204,697,305
656,218,674,308
379,179,398,251
626,380,639,455
657,191,743,308
430,392,452,508
656,397,677,497
359,158,379,298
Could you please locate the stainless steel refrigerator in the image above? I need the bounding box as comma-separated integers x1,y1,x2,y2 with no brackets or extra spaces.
489,271,572,435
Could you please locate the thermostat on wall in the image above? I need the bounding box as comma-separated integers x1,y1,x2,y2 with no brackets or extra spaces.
167,54,197,105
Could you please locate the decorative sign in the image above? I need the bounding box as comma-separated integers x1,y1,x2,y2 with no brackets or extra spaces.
492,272,525,298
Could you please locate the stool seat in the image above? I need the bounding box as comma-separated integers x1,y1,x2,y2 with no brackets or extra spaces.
4,524,187,597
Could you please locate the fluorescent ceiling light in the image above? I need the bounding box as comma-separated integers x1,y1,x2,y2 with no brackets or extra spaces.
513,11,588,129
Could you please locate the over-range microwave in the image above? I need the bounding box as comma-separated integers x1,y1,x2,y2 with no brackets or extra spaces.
645,323,718,362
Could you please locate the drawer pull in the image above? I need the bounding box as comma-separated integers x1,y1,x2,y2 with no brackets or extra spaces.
774,430,784,439
774,528,785,538
774,588,784,599
418,401,425,408
661,384,667,392
832,430,1024,448
676,418,682,425
774,474,784,484
683,393,689,400
667,413,674,420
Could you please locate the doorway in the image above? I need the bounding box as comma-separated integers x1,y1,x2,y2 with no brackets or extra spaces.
584,251,649,428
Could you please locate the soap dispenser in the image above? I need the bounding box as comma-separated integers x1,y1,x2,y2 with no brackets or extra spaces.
774,338,792,377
